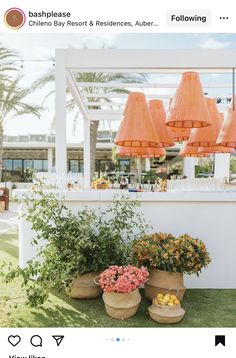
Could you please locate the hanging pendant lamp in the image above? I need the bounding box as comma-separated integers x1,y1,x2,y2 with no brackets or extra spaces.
148,100,175,147
198,108,234,154
179,143,209,157
166,98,190,141
219,112,224,123
169,127,190,142
114,92,161,148
198,146,234,154
217,68,236,148
217,109,236,147
188,98,220,147
217,104,236,148
166,71,211,128
116,146,166,158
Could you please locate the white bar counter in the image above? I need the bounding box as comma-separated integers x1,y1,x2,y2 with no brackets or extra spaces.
14,189,236,289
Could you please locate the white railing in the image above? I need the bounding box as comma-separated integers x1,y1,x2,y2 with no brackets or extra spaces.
167,178,225,192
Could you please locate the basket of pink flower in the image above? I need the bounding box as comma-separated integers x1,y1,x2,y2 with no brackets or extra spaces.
98,265,149,320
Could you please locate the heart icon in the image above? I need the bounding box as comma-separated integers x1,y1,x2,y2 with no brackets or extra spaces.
8,335,21,347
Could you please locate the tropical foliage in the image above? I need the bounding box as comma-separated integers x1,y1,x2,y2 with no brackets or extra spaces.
1,183,150,307
0,45,43,180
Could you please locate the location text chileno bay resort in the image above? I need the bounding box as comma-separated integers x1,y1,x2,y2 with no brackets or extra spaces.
27,11,156,27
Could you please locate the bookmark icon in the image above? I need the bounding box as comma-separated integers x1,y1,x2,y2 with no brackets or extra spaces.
52,335,64,347
215,335,225,347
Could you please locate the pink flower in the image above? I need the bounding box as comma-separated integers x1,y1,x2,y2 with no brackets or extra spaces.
98,265,149,293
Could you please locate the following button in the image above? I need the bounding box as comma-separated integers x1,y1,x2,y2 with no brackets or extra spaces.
166,10,211,27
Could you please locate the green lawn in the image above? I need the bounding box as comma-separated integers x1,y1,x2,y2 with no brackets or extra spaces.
0,232,236,328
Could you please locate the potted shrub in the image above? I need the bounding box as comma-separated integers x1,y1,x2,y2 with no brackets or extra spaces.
98,265,149,320
1,184,149,307
131,232,211,301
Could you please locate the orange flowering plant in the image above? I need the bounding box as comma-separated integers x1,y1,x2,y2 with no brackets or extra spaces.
130,233,211,275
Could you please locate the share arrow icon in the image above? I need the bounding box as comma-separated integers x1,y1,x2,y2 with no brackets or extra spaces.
52,335,64,347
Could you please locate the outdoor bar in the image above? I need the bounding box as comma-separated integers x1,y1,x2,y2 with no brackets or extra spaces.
14,49,236,289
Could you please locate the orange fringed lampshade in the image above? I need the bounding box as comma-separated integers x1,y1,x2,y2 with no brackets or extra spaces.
217,108,236,148
167,98,190,141
198,146,234,154
148,100,175,147
179,143,209,157
169,127,190,142
166,72,211,128
188,98,221,147
114,92,160,148
167,98,191,142
116,146,166,158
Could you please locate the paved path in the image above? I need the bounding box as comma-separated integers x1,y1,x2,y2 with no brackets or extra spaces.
0,203,19,234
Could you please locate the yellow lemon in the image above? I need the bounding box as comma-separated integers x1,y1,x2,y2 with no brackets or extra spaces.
168,302,174,307
170,294,177,300
157,293,163,299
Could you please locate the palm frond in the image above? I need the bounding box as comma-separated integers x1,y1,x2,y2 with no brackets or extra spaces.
0,74,44,124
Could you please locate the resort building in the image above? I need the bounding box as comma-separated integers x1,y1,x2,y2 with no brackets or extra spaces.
2,132,182,183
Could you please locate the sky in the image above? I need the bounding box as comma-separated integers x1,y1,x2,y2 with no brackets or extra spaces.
1,33,236,143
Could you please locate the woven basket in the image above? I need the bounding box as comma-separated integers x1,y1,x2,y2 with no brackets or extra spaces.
145,269,186,301
66,272,102,299
102,289,141,320
96,183,107,189
148,303,185,324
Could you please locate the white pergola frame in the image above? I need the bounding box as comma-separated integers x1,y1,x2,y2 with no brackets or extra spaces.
55,49,236,188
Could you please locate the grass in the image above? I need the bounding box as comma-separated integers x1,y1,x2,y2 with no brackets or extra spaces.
0,232,236,328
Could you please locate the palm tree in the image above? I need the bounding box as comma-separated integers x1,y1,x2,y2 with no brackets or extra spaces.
0,75,43,180
0,45,18,81
34,68,146,179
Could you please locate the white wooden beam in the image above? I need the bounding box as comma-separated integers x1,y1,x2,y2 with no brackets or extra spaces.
87,113,121,121
86,101,124,107
88,109,123,115
66,70,89,119
77,82,232,89
61,49,236,70
70,68,236,74
55,49,67,177
83,119,91,189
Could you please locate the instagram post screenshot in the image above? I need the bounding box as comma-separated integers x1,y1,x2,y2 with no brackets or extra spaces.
0,0,236,356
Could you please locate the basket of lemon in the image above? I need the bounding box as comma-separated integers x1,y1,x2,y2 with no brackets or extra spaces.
148,293,185,324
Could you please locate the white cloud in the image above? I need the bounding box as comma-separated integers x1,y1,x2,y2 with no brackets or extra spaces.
200,38,231,49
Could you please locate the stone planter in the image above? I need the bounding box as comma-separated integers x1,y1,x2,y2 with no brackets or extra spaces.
66,272,102,299
145,269,186,301
102,289,141,320
148,303,185,324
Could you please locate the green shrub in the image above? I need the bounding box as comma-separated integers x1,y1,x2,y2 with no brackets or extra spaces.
1,183,150,307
